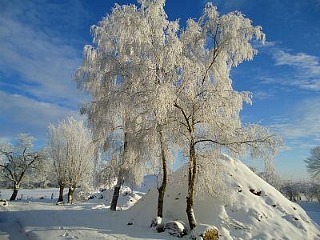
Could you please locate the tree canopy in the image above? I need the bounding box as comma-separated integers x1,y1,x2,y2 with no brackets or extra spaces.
305,146,320,178
0,134,44,200
47,117,96,203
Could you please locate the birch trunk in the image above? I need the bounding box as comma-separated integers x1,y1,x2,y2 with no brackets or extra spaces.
186,139,197,229
157,129,167,218
10,183,19,201
67,186,75,204
58,184,64,202
110,132,127,211
110,171,124,211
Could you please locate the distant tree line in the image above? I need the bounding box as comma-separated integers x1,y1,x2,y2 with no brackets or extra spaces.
255,160,320,202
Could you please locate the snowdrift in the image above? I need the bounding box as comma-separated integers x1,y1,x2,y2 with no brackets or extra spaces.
88,185,143,210
127,154,320,239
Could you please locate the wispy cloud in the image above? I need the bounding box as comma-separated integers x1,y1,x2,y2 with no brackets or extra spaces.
0,1,90,142
0,91,79,142
271,97,320,143
208,0,248,14
252,90,275,100
274,51,320,70
0,0,87,108
271,50,320,91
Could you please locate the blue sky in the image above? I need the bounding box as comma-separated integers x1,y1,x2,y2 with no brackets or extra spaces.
0,0,319,180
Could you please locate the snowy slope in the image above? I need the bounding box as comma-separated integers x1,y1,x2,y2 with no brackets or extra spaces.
127,154,320,239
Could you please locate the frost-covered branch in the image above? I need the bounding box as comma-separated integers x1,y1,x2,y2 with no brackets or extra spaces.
47,117,95,203
0,134,45,200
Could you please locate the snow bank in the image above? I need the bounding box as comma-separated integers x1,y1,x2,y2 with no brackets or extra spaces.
127,154,320,239
88,186,143,210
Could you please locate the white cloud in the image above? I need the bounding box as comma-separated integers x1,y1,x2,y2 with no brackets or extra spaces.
272,50,320,91
0,0,88,108
208,0,247,13
271,97,320,142
252,90,275,100
0,0,90,145
0,91,80,143
274,51,319,68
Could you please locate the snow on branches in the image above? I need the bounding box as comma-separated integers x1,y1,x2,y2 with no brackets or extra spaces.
75,0,282,228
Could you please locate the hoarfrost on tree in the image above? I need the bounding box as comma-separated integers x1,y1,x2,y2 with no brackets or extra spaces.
0,134,45,201
75,0,282,229
47,117,95,204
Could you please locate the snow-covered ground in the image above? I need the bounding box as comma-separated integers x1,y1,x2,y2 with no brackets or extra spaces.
0,187,176,240
0,155,319,239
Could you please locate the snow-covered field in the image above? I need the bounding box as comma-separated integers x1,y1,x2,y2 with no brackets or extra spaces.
0,155,320,240
0,187,176,240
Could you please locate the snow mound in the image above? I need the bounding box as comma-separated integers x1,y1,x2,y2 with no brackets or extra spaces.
88,186,143,210
127,154,320,239
0,199,8,207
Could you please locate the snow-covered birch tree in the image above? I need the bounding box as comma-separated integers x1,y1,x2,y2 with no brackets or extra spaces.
129,0,180,219
47,125,68,202
0,134,44,201
75,0,182,213
75,3,150,210
173,4,282,229
47,117,95,204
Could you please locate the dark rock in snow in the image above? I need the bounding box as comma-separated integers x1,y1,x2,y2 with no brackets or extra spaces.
0,199,8,206
249,188,262,196
156,224,165,233
164,220,187,237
